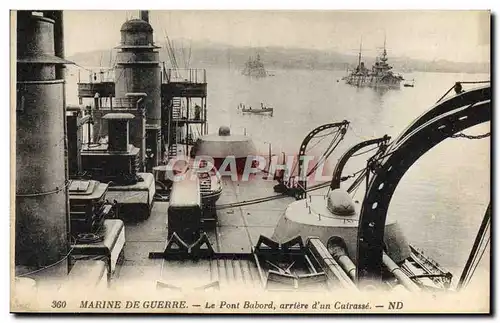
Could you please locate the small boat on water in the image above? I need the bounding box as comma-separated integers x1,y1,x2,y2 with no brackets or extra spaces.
404,79,415,87
238,103,274,116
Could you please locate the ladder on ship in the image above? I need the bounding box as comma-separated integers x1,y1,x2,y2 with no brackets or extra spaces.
167,97,182,160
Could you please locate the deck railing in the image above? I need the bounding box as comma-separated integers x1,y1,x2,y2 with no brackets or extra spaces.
164,68,206,84
98,97,137,109
78,68,114,84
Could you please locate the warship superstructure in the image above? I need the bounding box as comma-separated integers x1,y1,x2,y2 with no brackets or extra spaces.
344,39,404,89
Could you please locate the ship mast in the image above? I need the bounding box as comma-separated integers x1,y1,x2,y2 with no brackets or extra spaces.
357,37,362,68
381,32,388,62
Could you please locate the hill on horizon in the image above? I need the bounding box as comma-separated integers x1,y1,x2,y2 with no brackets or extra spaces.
67,39,490,75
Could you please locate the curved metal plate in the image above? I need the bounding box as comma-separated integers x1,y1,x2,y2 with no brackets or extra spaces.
330,136,390,190
356,89,490,286
393,85,490,146
296,120,350,199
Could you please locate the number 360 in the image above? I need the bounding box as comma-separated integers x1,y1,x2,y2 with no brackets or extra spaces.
51,301,67,308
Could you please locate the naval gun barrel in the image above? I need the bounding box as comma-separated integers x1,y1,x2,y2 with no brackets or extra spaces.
382,252,421,292
306,238,357,291
328,241,356,280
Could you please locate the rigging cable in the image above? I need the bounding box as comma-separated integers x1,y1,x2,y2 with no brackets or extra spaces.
347,144,387,194
108,48,113,71
307,129,345,177
287,128,340,178
16,180,72,198
348,124,371,141
17,237,77,278
462,236,490,288
351,144,381,157
293,126,345,179
164,31,181,76
371,127,489,165
304,128,339,153
215,166,366,210
156,15,180,77
187,41,192,69
436,80,490,103
180,40,188,70
457,203,491,290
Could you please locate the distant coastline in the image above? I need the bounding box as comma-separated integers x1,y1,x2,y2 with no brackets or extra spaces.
68,40,490,75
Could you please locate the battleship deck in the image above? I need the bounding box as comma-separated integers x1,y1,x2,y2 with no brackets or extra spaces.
112,176,306,290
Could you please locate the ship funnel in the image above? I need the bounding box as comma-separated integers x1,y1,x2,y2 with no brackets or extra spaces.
16,10,73,272
140,10,149,23
103,113,135,152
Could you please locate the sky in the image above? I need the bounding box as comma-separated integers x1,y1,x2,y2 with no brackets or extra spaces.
63,10,489,63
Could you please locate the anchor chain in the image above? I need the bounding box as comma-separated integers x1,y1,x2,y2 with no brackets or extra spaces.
451,132,490,140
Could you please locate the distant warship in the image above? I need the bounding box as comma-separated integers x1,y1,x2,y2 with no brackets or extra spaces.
344,38,404,89
242,54,268,77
